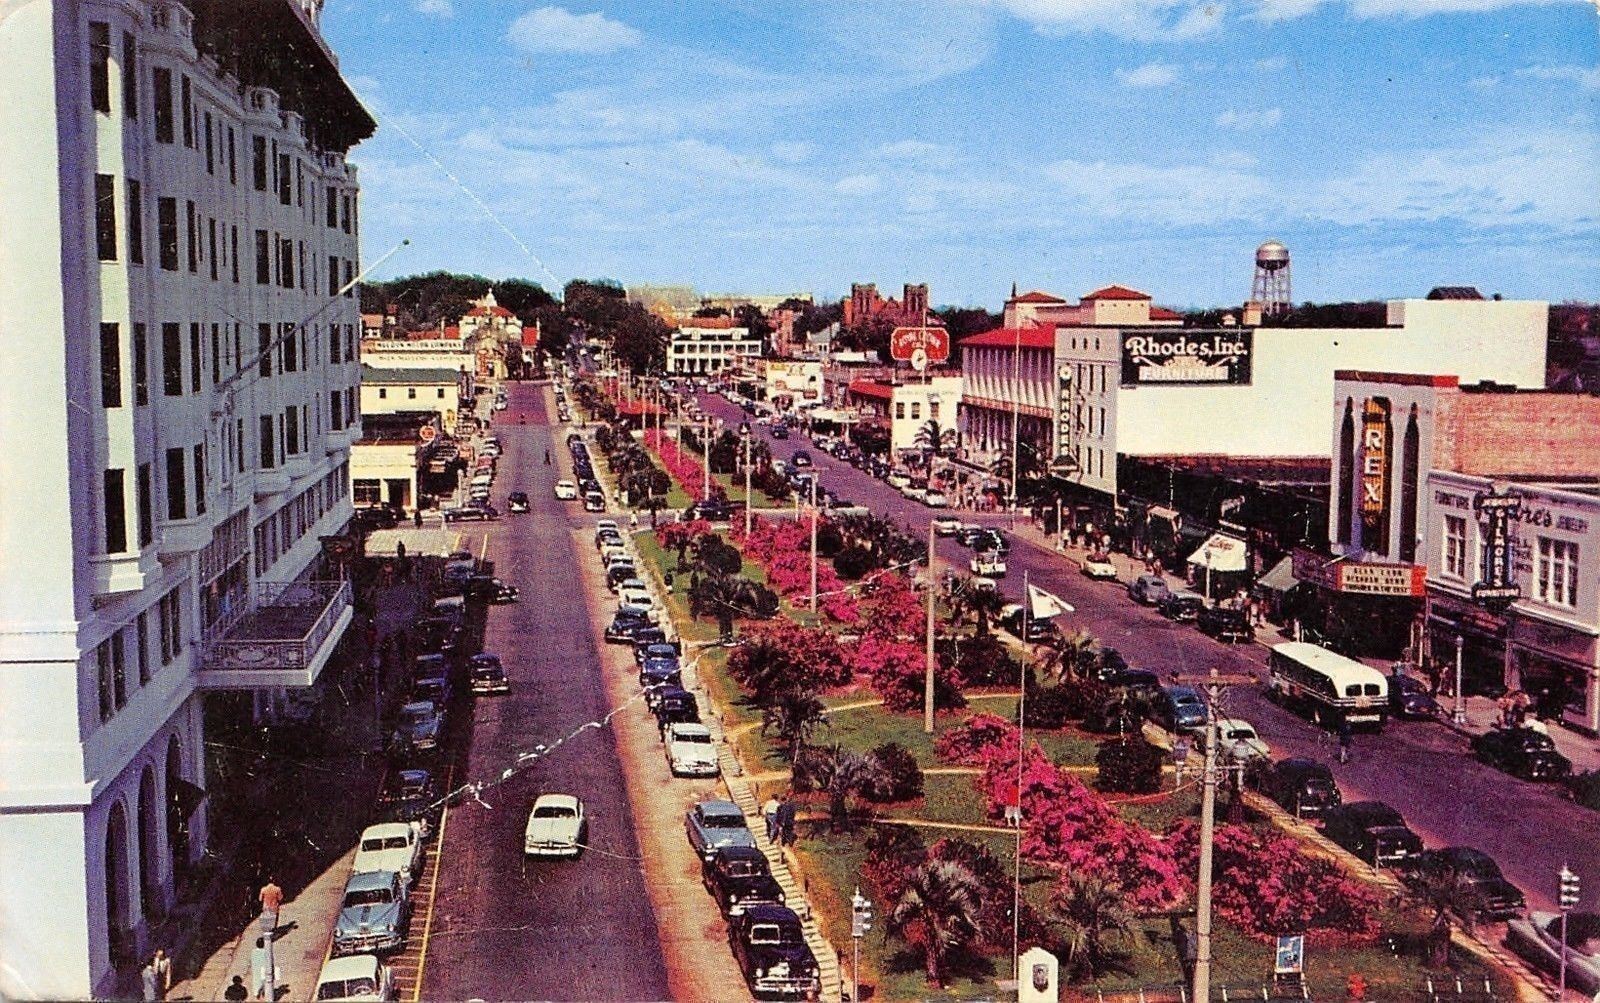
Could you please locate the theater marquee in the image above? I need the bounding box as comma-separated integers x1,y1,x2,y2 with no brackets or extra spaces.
1120,329,1252,386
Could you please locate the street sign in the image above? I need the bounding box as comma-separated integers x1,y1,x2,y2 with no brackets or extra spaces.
419,424,437,443
890,326,950,365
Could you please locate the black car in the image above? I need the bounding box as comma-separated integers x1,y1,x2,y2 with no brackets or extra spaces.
955,526,989,548
606,562,640,591
506,491,530,514
1471,726,1572,781
1099,666,1162,695
1405,847,1526,922
997,604,1060,642
683,500,733,523
465,575,519,604
1158,591,1206,622
703,845,786,916
631,632,679,662
1388,674,1441,719
353,505,400,531
411,676,451,708
788,450,812,469
443,503,499,522
640,656,683,695
1197,605,1252,643
415,617,462,656
605,607,653,644
1253,757,1342,820
727,904,821,1000
376,769,439,837
769,424,789,440
653,687,701,733
1322,801,1423,867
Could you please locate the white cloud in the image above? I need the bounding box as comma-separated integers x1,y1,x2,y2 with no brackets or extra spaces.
506,6,642,56
873,139,949,159
976,0,1224,41
1516,64,1600,90
1043,157,1274,225
770,141,816,163
1214,107,1283,130
412,0,454,16
1252,0,1323,19
835,174,883,195
1254,0,1569,19
1468,75,1500,90
1255,55,1290,71
1209,150,1260,169
1114,62,1180,88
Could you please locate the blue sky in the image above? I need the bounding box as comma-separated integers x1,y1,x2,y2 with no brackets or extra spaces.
323,0,1598,309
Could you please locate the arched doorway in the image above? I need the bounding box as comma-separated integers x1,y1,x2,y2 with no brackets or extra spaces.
105,801,131,965
165,736,190,883
138,766,161,920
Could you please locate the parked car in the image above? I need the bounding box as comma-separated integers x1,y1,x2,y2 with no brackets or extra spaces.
1158,590,1206,622
1388,673,1442,719
583,491,606,512
1505,911,1600,998
1127,574,1172,606
606,562,640,591
703,844,784,915
1322,801,1423,868
1150,684,1208,733
554,480,578,500
1202,717,1272,765
684,499,734,523
468,654,510,695
685,799,757,862
997,604,1060,642
352,823,424,885
523,794,586,858
665,723,720,778
443,503,498,522
641,659,683,698
769,424,789,440
1197,605,1253,643
314,953,396,1002
727,904,822,1000
389,701,444,756
465,575,519,605
352,505,400,531
789,450,812,469
1405,847,1526,922
970,552,1007,578
409,676,451,710
605,607,653,643
886,471,910,489
1081,553,1118,580
653,687,701,734
1471,726,1573,781
332,870,411,956
931,516,965,537
1252,757,1342,820
375,769,438,837
923,490,950,508
632,634,680,662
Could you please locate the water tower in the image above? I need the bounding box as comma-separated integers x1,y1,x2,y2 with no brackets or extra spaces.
1251,240,1292,317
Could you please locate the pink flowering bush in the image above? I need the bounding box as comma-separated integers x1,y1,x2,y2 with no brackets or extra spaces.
645,430,707,501
931,713,1016,765
855,572,924,643
848,636,963,713
736,517,861,623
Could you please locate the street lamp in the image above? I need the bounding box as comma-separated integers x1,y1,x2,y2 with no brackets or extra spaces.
850,887,874,1003
1560,865,1581,999
1452,632,1467,726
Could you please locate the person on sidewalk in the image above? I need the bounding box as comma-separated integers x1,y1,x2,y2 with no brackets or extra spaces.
224,975,249,1002
249,938,273,1001
1337,718,1353,764
257,878,283,936
1000,779,1022,827
151,948,171,999
762,796,780,843
776,796,798,847
140,958,160,1002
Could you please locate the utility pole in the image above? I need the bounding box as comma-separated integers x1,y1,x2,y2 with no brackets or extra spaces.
1008,325,1021,525
1188,667,1250,1003
701,413,711,500
924,518,937,734
744,428,754,536
809,474,819,615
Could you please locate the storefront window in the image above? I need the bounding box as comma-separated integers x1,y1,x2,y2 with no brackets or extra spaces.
1444,515,1467,579
353,479,382,506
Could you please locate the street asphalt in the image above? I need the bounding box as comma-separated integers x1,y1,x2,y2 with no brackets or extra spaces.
693,388,1599,917
419,382,671,1002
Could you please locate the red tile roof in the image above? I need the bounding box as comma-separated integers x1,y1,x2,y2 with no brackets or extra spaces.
1081,284,1151,301
847,379,893,400
443,325,461,340
1149,307,1183,320
958,324,1057,349
1010,290,1067,304
466,304,517,318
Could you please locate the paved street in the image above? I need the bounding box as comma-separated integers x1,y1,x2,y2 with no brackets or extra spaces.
693,389,1599,915
419,383,671,1001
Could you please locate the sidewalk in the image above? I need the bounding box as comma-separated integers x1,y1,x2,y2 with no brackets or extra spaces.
160,578,423,1003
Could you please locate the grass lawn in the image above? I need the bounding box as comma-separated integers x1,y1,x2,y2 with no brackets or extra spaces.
711,469,787,509
817,698,1100,770
1111,782,1201,831
910,771,991,826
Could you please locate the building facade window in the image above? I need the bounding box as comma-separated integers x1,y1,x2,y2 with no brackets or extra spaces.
188,323,201,392
161,322,182,396
126,178,143,265
185,199,197,272
158,589,181,664
89,22,111,112
164,447,187,520
259,415,275,468
157,196,178,270
96,633,126,722
152,66,173,143
254,229,269,284
204,111,214,173
94,174,117,261
103,468,127,553
121,32,138,118
257,323,272,378
251,135,267,191
135,612,150,685
179,74,194,147
136,463,153,547
192,445,206,515
1443,515,1467,579
100,322,122,407
1536,537,1580,608
132,323,149,405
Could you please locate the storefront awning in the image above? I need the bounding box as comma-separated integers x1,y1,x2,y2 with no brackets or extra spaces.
1147,505,1180,524
1256,555,1299,592
1187,533,1248,573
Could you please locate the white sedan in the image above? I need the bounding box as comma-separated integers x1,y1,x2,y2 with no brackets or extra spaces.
351,822,424,885
1207,717,1272,765
554,479,578,500
665,723,720,778
970,553,1007,578
931,516,964,537
524,794,586,858
1081,552,1118,580
923,491,950,508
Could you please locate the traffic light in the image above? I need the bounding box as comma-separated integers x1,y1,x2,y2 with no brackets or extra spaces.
851,888,874,938
1561,866,1581,911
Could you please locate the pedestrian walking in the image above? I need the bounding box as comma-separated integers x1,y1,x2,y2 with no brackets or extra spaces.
224,975,250,1002
629,511,639,530
1000,778,1022,827
1337,718,1353,764
249,938,273,1001
544,449,551,465
776,796,798,847
762,796,780,843
412,507,423,528
257,877,283,935
151,948,171,999
141,958,159,1002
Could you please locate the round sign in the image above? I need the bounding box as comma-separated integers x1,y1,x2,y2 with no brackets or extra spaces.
419,425,437,443
911,348,928,372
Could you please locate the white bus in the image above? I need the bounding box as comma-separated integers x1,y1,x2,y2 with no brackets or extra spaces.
1268,641,1389,730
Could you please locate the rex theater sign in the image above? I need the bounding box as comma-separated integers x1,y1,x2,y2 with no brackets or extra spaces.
1360,398,1391,537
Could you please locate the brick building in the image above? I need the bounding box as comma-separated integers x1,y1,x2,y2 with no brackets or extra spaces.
842,281,929,329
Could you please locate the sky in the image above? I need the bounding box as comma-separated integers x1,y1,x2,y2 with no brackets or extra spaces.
322,0,1600,310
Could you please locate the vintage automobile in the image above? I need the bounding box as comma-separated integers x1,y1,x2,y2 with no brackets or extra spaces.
506,491,530,513
1506,911,1600,998
1405,847,1526,922
1149,684,1208,734
389,701,443,756
442,503,498,523
1081,552,1118,580
685,799,757,862
703,845,784,915
313,953,396,1002
1158,590,1206,622
465,575,519,605
375,769,438,838
1201,717,1272,765
727,904,822,1000
653,687,701,734
352,823,424,885
523,794,586,858
332,870,411,956
640,652,683,692
931,516,965,537
1127,574,1172,605
468,654,510,696
1251,757,1341,820
1389,673,1442,720
1471,726,1573,782
1322,801,1423,868
605,606,653,644
1197,605,1252,643
665,722,720,778
554,479,579,500
969,552,1007,578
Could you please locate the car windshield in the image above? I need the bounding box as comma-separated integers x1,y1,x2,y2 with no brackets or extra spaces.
727,859,762,877
317,978,376,1000
749,922,803,946
533,805,575,819
344,887,393,907
401,707,432,725
1225,728,1256,741
382,836,410,849
676,732,713,744
703,811,744,828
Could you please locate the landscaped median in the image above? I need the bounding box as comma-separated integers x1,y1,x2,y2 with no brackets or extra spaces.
632,513,1517,1002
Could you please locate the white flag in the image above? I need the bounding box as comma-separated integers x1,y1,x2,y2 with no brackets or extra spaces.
1027,583,1074,620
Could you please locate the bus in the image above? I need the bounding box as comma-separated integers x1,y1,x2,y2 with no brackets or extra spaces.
1268,641,1389,730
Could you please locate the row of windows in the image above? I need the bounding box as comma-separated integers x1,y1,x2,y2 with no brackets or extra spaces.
95,589,181,724
374,386,451,401
891,400,942,422
1441,514,1582,609
89,21,357,232
251,464,349,577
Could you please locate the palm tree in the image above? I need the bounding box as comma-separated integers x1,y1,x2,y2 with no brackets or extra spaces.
761,686,827,761
1050,628,1100,682
887,859,986,988
1050,873,1133,982
969,586,1007,637
913,420,958,458
1414,867,1484,967
800,744,882,831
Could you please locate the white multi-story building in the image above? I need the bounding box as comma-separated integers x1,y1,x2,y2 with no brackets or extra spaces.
667,325,762,375
0,1,373,996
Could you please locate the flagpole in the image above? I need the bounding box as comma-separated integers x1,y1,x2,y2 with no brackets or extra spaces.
924,518,937,734
1013,568,1029,984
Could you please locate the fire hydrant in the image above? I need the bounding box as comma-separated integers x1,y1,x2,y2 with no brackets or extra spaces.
1346,973,1368,1000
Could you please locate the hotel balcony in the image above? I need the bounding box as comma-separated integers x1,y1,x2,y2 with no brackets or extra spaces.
198,580,353,689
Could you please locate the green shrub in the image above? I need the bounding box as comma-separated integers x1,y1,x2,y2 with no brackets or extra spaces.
1095,736,1165,794
863,742,925,802
1023,679,1109,729
833,544,874,580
